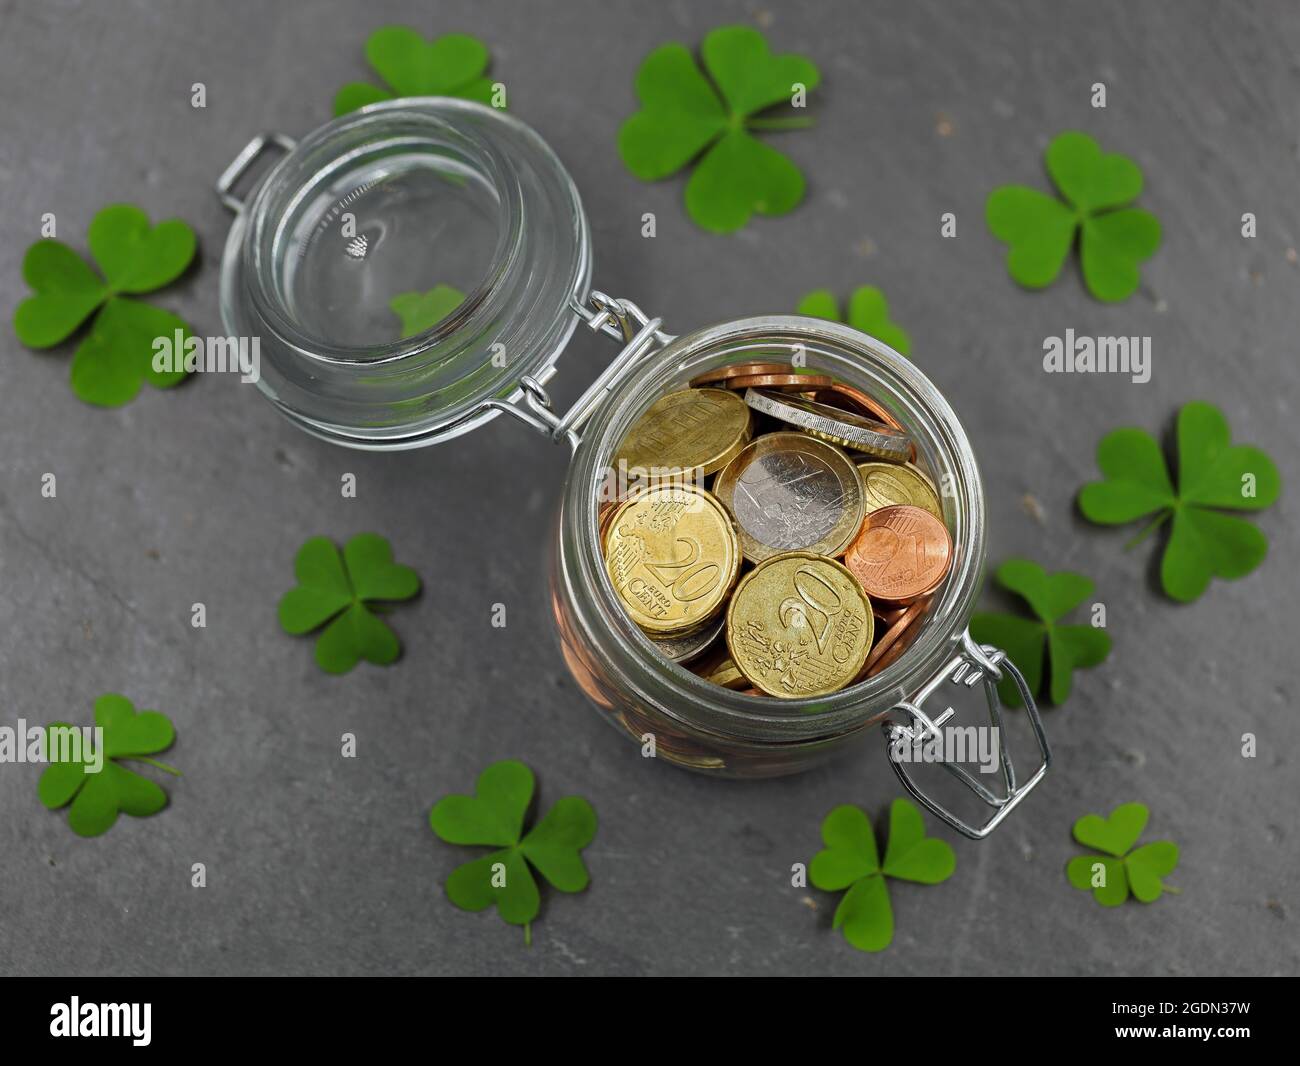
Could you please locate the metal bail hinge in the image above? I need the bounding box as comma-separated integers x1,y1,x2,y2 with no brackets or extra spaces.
488,291,675,452
881,629,1051,840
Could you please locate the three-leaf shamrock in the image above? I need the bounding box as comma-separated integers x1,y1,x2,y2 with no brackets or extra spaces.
277,534,421,674
429,760,597,944
1067,803,1179,907
809,799,955,952
986,131,1160,302
390,284,465,339
969,560,1111,707
38,694,180,838
14,204,195,406
797,287,912,357
619,25,820,233
1078,402,1280,602
334,27,497,115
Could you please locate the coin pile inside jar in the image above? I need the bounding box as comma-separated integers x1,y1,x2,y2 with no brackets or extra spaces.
599,361,954,699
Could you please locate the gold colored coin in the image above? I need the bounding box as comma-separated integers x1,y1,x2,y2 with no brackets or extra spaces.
726,551,874,698
692,652,749,690
604,484,740,635
614,388,752,478
856,461,944,522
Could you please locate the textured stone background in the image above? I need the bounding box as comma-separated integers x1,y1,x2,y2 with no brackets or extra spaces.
0,0,1296,976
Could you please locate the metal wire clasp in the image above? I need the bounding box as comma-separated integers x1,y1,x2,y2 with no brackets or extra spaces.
488,291,675,451
881,629,1051,840
216,133,297,212
571,291,675,348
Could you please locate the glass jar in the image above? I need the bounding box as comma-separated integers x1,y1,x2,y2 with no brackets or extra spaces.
218,100,1049,838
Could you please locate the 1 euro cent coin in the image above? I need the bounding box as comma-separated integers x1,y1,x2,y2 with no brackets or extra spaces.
844,504,952,603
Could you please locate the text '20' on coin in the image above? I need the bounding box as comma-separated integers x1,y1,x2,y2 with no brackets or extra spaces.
615,388,752,478
714,432,864,563
604,484,740,634
726,551,874,697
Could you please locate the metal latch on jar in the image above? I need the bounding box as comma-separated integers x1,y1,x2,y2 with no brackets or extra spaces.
216,133,298,212
881,629,1051,840
486,291,676,451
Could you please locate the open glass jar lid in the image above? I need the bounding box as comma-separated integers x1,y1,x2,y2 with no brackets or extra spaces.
218,99,591,448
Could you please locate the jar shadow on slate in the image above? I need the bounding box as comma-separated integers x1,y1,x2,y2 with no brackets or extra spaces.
216,99,1049,839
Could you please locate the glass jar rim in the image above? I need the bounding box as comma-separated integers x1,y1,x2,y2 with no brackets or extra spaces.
241,101,525,365
217,98,593,449
561,314,987,742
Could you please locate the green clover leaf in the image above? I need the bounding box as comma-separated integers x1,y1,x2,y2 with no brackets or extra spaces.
13,240,107,347
333,27,497,115
1066,802,1180,906
38,694,180,838
619,25,820,233
14,204,197,406
809,799,955,952
71,298,189,407
277,534,421,674
389,283,465,339
1078,401,1281,603
429,759,597,944
797,286,911,357
986,131,1161,302
969,560,1111,708
86,205,197,293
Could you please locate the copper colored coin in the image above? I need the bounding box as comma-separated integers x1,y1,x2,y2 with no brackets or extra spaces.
845,504,952,603
690,362,793,386
874,603,908,626
598,501,617,539
812,382,904,430
860,598,929,679
724,373,834,391
869,616,925,675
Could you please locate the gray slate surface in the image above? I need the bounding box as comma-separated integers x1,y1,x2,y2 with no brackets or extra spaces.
0,0,1297,976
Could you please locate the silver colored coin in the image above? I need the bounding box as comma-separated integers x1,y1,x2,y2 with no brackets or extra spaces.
743,388,913,461
649,613,726,664
713,432,864,562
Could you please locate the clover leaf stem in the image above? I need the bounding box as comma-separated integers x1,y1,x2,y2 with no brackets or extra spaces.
129,756,183,777
1124,509,1172,551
